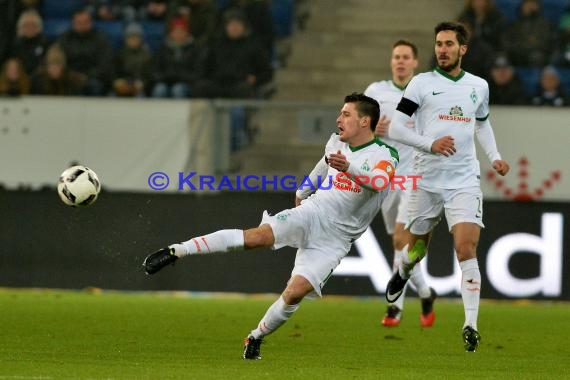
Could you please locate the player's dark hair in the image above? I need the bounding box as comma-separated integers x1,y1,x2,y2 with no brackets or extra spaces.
344,92,380,132
434,21,469,45
393,39,418,58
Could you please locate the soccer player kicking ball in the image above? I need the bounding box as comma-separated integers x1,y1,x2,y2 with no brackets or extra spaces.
384,22,510,352
143,93,400,360
364,39,436,328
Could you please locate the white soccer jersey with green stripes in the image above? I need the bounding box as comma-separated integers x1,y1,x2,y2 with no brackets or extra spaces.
397,67,490,189
297,133,399,238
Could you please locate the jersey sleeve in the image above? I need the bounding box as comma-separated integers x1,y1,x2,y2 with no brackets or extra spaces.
400,76,422,109
390,107,434,153
296,133,339,199
324,133,342,156
389,75,435,152
363,81,383,102
295,155,329,199
475,119,501,162
476,81,490,121
363,82,375,97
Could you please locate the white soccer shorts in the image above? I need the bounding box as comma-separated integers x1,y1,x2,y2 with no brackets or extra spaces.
259,203,352,297
407,186,484,235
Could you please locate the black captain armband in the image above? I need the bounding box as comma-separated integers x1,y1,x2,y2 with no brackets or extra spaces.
396,97,419,117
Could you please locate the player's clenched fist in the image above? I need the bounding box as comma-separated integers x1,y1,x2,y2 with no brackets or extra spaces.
492,160,510,176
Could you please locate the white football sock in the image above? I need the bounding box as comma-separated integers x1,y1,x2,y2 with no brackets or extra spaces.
460,258,481,330
392,248,403,273
172,229,244,258
410,262,431,299
250,296,300,339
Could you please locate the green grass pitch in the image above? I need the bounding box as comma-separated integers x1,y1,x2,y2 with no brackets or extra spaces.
1,289,568,379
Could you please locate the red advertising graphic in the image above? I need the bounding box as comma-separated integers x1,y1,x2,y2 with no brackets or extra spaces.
487,156,562,201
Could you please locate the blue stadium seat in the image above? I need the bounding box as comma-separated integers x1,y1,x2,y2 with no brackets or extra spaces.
515,67,541,96
541,0,568,25
495,0,567,24
494,0,520,23
43,18,70,41
42,0,85,19
141,21,165,51
214,0,295,38
271,0,294,37
95,21,124,50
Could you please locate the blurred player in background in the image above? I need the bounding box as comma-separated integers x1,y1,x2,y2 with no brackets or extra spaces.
385,21,510,352
143,93,400,360
364,40,436,328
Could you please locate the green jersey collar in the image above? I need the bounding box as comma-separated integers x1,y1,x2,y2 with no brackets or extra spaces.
391,80,407,91
349,138,377,152
434,66,465,82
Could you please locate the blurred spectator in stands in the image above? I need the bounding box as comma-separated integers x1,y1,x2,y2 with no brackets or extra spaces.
194,9,273,98
0,57,30,96
57,9,114,96
222,0,274,55
10,9,49,76
488,54,529,105
457,0,506,49
503,0,557,67
140,0,169,21
531,65,569,106
552,4,570,67
0,0,41,63
113,22,151,97
459,18,496,81
30,45,87,95
87,0,139,22
150,16,200,98
170,0,220,47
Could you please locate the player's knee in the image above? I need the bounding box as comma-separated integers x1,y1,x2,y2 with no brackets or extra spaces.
392,231,407,251
244,225,274,249
282,276,313,304
454,240,477,261
392,223,409,250
282,290,304,305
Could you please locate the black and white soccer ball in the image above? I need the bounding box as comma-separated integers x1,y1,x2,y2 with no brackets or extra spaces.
57,165,101,207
